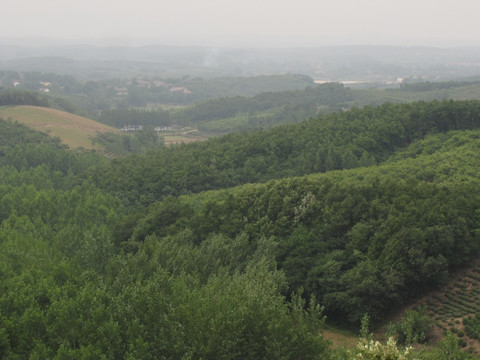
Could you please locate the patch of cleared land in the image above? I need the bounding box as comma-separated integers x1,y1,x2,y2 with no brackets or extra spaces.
0,105,121,151
163,129,207,145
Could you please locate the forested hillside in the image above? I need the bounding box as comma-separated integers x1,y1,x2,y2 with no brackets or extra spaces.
1,99,480,359
0,119,330,359
118,129,480,323
89,100,480,207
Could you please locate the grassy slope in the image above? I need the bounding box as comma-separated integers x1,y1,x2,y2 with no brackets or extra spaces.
0,105,121,151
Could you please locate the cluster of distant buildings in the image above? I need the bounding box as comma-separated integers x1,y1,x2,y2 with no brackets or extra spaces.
10,80,51,93
39,81,51,93
9,78,192,97
113,80,192,97
120,125,177,132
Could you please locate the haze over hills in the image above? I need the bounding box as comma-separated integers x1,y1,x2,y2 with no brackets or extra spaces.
3,27,480,360
3,0,480,357
2,42,480,83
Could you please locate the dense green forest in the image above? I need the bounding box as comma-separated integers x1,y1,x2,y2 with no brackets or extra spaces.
1,99,480,358
92,128,165,156
117,129,480,322
0,89,50,108
0,119,331,359
88,100,480,206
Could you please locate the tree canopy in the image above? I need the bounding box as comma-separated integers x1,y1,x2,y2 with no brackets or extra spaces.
1,98,480,358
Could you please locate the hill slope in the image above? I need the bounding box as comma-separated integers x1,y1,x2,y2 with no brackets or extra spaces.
116,128,480,326
90,100,480,207
1,100,479,358
0,105,121,151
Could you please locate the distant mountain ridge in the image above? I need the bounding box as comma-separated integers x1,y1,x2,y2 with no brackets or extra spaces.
2,42,480,80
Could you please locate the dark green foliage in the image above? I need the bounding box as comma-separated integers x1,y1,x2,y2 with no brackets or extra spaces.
0,89,49,107
92,127,163,156
0,142,103,177
463,315,480,340
0,116,330,359
2,99,480,358
0,118,104,188
51,96,77,113
118,127,480,323
0,117,59,147
91,99,480,207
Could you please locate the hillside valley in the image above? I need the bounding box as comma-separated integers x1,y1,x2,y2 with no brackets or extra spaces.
5,69,480,139
1,97,480,358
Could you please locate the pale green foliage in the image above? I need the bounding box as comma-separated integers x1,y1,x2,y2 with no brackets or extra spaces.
342,313,416,360
352,337,414,360
387,309,433,345
360,313,371,340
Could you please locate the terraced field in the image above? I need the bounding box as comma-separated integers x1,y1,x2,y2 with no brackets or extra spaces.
411,263,480,355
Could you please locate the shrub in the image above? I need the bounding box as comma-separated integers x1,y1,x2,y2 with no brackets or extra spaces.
387,308,433,345
463,314,480,340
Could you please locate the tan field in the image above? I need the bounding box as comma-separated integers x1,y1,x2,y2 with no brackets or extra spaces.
0,105,121,151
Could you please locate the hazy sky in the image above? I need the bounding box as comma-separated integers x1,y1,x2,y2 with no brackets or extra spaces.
1,0,480,47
